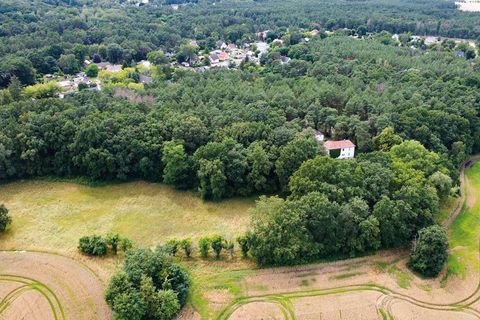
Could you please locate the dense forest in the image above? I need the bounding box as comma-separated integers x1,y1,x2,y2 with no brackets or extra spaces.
1,1,480,317
1,0,480,88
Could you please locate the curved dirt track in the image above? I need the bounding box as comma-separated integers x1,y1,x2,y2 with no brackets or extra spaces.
216,157,480,320
0,251,111,320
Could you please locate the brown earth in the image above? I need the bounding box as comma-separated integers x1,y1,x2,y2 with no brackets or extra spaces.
0,251,111,320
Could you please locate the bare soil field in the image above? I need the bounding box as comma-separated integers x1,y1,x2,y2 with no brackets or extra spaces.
0,251,111,320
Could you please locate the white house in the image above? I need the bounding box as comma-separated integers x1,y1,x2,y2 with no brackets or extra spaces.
324,139,355,159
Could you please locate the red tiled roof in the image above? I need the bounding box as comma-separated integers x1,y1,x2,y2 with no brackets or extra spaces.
324,139,355,150
218,52,229,61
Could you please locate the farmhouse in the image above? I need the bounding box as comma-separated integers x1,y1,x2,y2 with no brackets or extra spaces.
324,139,355,159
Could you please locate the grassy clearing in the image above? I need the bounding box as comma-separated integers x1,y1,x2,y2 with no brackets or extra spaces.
0,180,254,252
447,162,480,282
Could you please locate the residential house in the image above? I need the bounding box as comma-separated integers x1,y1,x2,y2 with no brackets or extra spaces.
324,140,355,159
218,51,229,61
210,52,219,64
216,41,227,50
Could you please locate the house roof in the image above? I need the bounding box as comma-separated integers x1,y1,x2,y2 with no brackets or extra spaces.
324,139,355,150
218,52,229,60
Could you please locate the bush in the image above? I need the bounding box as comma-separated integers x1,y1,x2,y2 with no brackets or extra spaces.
85,64,99,77
225,240,235,259
198,237,211,258
236,234,250,258
180,238,193,258
164,239,181,256
120,237,133,252
0,204,12,232
210,235,225,259
78,235,107,256
408,225,448,277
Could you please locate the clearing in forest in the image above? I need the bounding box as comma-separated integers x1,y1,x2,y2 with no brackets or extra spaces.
0,180,253,253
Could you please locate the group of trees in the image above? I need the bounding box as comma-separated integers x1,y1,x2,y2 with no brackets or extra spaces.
78,234,132,256
246,141,452,265
105,248,189,320
160,235,250,259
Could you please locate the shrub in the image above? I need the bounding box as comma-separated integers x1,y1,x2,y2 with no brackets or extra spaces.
120,237,133,252
85,64,99,77
0,204,12,232
180,238,193,258
408,225,448,277
236,234,251,258
198,237,211,258
164,239,181,256
106,233,121,255
78,235,107,256
210,235,225,259
225,240,235,259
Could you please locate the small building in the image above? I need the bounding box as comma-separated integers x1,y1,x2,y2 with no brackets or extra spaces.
218,51,229,61
324,139,355,159
216,41,227,50
210,52,219,64
140,75,153,84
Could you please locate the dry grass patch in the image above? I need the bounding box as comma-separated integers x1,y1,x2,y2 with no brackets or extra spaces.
0,180,254,253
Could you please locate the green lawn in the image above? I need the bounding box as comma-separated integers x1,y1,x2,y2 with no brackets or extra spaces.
0,180,254,252
447,162,480,278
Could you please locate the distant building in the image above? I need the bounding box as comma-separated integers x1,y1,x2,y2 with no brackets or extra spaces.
216,41,227,50
218,51,229,61
210,52,219,64
324,140,355,159
140,75,153,84
280,56,291,65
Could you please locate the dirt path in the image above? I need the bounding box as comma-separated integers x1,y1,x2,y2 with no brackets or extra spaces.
443,155,480,228
0,251,111,320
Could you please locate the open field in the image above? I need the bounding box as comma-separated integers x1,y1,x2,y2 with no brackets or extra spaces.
0,251,111,320
0,180,254,253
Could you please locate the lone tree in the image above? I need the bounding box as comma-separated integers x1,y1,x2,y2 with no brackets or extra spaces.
408,225,448,277
0,204,11,232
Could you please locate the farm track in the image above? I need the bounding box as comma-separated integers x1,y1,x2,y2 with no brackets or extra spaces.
216,157,480,320
0,274,65,320
0,251,111,320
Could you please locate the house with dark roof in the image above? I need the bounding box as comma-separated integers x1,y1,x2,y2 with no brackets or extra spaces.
324,139,355,159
